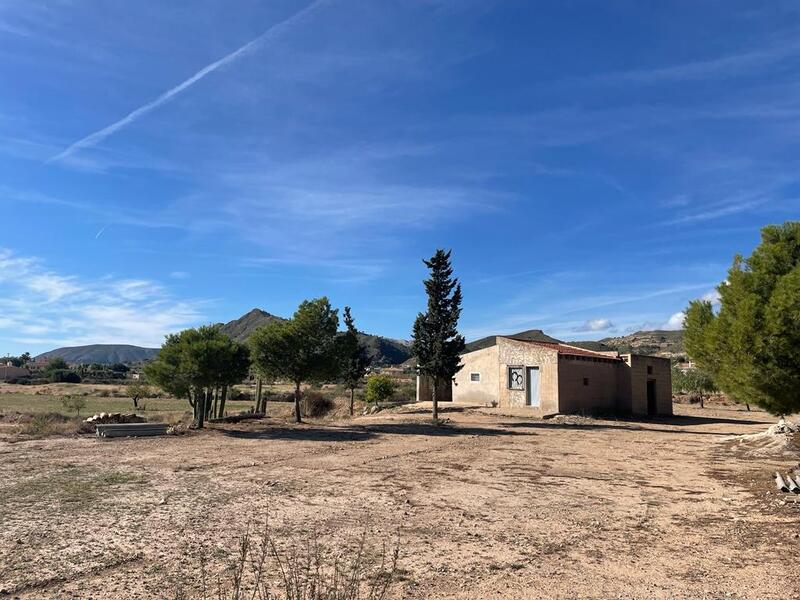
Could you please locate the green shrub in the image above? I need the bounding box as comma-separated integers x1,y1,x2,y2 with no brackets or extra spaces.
61,396,87,415
49,370,82,384
365,375,395,405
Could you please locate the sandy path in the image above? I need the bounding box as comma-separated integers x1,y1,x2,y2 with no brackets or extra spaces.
1,403,798,599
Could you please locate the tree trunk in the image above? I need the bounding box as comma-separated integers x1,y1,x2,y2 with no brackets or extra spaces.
432,377,439,424
218,386,228,418
255,378,263,413
196,390,205,429
700,394,704,409
349,387,355,416
294,381,302,424
132,396,138,410
211,387,219,419
746,403,751,411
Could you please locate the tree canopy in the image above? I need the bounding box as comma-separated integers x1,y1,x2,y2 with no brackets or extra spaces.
44,357,68,372
250,297,340,423
144,325,250,427
411,249,465,423
684,221,800,416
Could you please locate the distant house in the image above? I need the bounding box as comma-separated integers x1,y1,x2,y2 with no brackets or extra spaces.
417,330,672,416
0,365,30,381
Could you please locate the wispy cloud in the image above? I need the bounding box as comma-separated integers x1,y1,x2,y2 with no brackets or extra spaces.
584,37,800,85
0,248,205,351
47,0,330,163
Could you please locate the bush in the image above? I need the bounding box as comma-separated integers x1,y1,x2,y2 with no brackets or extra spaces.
61,395,87,415
49,370,82,384
301,390,334,418
16,413,82,437
228,387,252,401
365,375,395,405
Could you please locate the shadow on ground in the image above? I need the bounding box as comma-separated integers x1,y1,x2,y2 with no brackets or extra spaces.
218,420,532,442
499,413,766,437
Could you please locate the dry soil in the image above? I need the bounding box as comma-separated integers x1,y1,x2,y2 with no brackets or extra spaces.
1,402,798,599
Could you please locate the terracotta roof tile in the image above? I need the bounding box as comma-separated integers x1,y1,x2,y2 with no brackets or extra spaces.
524,341,621,360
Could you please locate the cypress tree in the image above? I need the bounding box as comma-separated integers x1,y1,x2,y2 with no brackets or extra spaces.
340,306,371,416
411,249,466,423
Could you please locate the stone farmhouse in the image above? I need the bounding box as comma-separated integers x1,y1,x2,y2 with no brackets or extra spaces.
417,330,672,416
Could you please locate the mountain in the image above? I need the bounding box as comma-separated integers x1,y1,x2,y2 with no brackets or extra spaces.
35,344,159,365
217,308,285,341
357,334,412,367
571,330,685,359
465,329,562,353
218,308,412,366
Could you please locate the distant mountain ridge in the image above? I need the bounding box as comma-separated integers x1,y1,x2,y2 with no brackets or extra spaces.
35,344,159,365
570,329,684,358
218,308,412,366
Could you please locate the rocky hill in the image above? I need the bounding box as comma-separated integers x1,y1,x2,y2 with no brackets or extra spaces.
35,344,159,365
216,308,284,341
218,308,412,366
571,330,684,359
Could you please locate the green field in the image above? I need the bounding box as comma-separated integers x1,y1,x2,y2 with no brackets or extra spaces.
0,393,254,418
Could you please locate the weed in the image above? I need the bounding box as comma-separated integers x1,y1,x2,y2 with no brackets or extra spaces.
172,519,400,600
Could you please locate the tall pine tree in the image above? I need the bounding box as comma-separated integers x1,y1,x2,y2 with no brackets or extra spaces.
684,221,800,417
412,249,465,423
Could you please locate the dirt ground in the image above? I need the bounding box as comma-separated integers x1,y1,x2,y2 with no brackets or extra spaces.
1,402,799,599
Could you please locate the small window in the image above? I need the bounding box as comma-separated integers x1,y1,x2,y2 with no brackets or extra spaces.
508,366,524,390
583,378,589,386
647,365,653,375
470,372,481,382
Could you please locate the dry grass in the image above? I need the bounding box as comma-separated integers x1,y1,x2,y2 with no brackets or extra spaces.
172,520,399,600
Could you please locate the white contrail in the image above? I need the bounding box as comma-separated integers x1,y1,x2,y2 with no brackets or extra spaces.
48,0,329,164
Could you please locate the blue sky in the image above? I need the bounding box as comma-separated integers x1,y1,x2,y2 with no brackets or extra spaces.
1,1,799,355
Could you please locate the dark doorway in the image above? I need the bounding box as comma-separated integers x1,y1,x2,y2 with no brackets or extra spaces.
647,380,657,415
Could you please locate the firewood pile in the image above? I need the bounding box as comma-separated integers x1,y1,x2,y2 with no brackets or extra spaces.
84,412,146,425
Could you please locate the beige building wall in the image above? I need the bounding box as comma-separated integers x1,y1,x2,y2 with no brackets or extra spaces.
452,345,500,405
421,338,673,417
496,338,559,413
622,354,672,415
557,356,621,413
